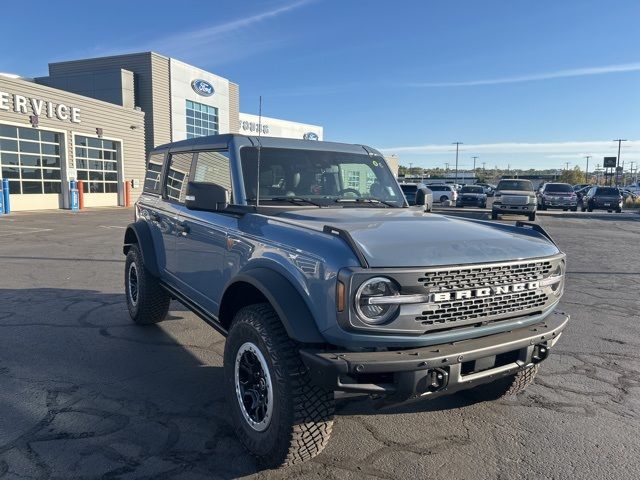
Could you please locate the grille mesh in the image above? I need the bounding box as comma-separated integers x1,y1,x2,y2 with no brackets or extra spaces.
416,259,554,330
418,261,552,291
416,290,548,327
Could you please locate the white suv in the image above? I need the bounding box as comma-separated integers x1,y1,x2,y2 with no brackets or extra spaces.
426,184,458,203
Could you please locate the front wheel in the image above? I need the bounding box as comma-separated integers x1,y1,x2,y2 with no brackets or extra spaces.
491,212,499,220
528,212,536,221
440,195,448,203
224,304,335,468
124,244,170,324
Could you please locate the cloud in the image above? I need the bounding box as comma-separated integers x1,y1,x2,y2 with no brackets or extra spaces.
263,61,640,97
401,62,640,87
379,141,640,161
82,0,314,65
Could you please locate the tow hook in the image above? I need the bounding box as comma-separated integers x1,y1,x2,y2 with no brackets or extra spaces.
532,344,550,363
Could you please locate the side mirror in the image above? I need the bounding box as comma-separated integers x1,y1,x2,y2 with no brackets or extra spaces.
185,181,229,212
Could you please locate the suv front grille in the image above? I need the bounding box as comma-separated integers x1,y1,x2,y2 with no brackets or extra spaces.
418,260,552,291
416,290,548,327
415,259,556,331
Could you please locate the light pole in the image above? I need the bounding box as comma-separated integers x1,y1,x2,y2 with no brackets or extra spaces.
452,142,463,185
471,155,478,180
613,139,627,186
584,155,591,183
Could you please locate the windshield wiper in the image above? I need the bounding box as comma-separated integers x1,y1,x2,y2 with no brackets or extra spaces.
334,198,395,207
270,196,323,207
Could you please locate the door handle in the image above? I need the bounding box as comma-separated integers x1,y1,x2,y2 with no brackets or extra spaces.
176,222,190,236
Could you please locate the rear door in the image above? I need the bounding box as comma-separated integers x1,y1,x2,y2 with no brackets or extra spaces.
173,150,237,315
159,152,195,279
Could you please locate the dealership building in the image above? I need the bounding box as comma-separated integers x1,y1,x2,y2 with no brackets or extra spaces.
1,51,323,211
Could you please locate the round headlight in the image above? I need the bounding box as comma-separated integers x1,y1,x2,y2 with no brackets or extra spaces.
355,277,399,325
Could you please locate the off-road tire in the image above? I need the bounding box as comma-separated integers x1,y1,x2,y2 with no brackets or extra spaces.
528,212,536,221
224,303,335,468
491,212,499,220
124,244,170,324
467,364,539,401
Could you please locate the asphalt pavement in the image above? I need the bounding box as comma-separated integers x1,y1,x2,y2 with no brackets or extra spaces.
1,207,639,479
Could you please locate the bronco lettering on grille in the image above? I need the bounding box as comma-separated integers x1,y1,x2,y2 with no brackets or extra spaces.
431,281,540,302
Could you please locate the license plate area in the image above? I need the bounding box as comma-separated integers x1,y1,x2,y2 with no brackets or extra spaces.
460,349,521,376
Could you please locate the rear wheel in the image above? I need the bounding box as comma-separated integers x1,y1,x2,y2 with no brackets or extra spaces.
571,206,577,212
124,244,170,324
587,207,593,212
440,195,448,203
224,304,335,468
467,364,539,401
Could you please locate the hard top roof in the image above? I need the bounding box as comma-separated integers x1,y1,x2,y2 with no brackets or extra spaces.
152,134,379,156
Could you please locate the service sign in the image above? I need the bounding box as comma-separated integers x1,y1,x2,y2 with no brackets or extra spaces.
191,79,214,97
0,90,81,123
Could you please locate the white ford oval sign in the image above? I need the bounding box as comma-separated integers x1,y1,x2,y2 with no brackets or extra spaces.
191,79,214,97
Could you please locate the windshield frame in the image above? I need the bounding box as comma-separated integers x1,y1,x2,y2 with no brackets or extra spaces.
496,179,534,192
460,186,484,194
238,146,407,208
544,183,573,193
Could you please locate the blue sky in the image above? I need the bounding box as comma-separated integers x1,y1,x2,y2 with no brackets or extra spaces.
2,0,639,170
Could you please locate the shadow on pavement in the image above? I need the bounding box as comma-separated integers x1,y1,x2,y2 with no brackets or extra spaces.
0,288,259,479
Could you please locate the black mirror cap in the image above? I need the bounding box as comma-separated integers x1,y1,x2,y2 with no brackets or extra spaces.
185,181,229,212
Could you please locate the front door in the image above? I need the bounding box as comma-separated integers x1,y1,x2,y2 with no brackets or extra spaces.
173,150,237,315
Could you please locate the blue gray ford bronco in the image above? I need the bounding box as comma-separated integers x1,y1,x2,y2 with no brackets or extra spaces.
123,134,569,467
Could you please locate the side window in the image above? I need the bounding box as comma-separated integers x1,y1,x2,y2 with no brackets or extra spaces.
193,150,232,194
143,152,166,194
164,152,194,204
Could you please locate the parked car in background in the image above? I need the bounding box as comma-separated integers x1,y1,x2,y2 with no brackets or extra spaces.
456,185,487,208
621,188,638,201
491,179,537,220
581,186,623,213
625,182,640,194
537,183,578,211
400,183,433,211
426,184,458,203
476,183,496,196
573,183,590,191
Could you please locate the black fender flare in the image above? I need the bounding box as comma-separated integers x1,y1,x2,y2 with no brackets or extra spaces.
123,221,160,277
223,268,325,344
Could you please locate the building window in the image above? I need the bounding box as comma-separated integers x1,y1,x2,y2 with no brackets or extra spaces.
164,153,193,203
74,135,121,193
186,100,219,139
0,125,63,195
347,171,360,188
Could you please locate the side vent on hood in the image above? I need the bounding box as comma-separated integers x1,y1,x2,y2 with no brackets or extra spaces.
323,225,369,268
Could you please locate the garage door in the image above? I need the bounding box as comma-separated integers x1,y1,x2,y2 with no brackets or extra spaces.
0,124,64,211
75,135,121,207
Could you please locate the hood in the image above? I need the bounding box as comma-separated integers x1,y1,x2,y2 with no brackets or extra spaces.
460,192,485,197
274,208,559,267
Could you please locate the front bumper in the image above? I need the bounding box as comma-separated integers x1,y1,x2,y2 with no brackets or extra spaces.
493,203,536,213
542,198,577,208
457,197,485,206
301,311,569,404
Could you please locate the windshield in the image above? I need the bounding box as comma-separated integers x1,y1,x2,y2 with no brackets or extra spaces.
497,180,533,192
545,183,573,193
461,186,483,193
240,147,404,207
596,187,620,195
